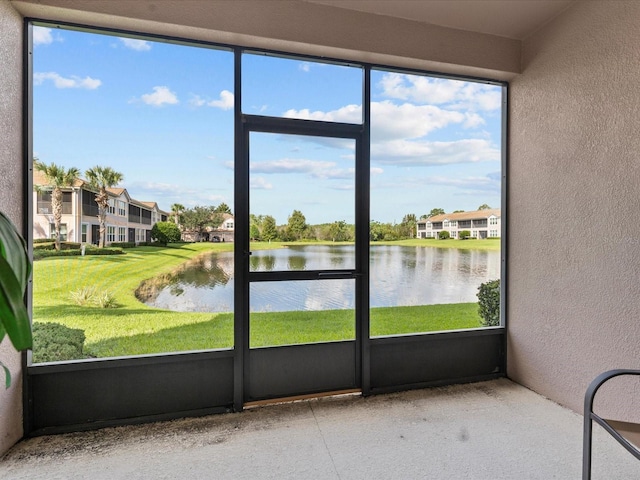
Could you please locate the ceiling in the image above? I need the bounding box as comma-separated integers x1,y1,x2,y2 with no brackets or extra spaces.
302,0,576,40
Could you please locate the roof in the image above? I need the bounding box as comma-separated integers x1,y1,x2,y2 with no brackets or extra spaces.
34,170,167,213
423,208,501,223
33,170,85,188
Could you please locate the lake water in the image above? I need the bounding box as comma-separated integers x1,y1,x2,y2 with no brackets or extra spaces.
142,245,501,313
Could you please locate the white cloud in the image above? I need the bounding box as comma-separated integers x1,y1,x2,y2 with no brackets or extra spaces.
120,38,152,51
209,90,234,110
251,158,334,175
250,177,273,190
419,173,501,195
379,73,501,111
126,181,228,207
463,112,485,128
372,138,500,166
190,90,234,110
371,101,465,141
140,86,179,106
250,158,355,181
189,95,206,107
283,104,362,123
34,72,101,90
285,101,472,141
33,27,54,45
299,62,311,72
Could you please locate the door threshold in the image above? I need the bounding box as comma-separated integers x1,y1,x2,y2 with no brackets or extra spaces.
244,388,361,408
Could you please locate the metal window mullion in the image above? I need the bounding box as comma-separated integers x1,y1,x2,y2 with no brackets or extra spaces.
358,66,372,394
233,47,248,412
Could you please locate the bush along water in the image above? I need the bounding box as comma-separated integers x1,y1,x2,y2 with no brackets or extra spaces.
477,279,500,326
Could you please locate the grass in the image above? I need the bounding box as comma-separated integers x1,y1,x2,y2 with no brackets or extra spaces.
33,242,484,359
258,238,501,252
373,238,501,251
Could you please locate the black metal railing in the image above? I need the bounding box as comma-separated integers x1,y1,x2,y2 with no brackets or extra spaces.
583,369,640,479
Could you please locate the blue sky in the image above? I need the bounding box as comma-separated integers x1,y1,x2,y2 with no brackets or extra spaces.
33,26,502,225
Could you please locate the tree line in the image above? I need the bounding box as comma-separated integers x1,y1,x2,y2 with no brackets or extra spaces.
247,204,493,242
35,157,493,247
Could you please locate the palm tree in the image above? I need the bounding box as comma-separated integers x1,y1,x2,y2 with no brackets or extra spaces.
34,160,81,251
85,166,124,248
171,203,185,226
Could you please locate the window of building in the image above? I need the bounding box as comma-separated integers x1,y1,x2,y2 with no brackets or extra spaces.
81,224,88,243
106,226,116,243
118,227,127,242
490,217,498,225
37,191,73,214
118,201,126,217
49,223,67,241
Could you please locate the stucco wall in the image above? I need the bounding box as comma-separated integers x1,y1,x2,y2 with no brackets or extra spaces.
509,0,640,420
11,0,519,81
0,0,25,456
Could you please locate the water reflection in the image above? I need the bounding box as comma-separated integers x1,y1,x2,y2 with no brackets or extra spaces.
142,245,500,312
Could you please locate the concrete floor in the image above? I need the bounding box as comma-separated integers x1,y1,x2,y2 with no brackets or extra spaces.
1,379,638,479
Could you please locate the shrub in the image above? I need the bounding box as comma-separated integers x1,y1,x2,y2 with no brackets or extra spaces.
477,279,500,326
151,222,181,245
33,247,124,260
110,242,136,248
438,231,451,240
32,322,86,363
33,238,53,244
70,286,97,306
459,230,471,240
94,290,118,308
33,242,55,250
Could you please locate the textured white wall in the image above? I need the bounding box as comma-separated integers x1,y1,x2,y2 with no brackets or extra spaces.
509,0,640,420
0,0,25,456
11,0,519,80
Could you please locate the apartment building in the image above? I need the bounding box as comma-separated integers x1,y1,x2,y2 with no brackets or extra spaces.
33,170,169,245
417,208,501,240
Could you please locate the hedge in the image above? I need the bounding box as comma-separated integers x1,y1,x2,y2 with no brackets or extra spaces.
32,322,86,363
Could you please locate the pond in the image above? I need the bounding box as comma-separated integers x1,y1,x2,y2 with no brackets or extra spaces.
139,245,501,313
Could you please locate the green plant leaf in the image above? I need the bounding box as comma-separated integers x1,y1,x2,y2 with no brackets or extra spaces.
0,211,31,294
0,254,32,350
1,361,10,389
0,212,32,351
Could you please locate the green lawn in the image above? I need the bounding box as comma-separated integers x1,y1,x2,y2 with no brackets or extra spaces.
373,238,501,251
33,242,485,359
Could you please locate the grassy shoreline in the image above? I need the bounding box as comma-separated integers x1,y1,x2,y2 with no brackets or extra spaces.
33,242,486,359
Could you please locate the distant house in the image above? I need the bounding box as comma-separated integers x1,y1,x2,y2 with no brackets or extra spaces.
181,212,235,243
212,213,235,242
416,209,501,239
33,170,169,246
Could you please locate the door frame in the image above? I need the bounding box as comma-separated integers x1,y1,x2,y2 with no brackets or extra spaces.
234,113,370,408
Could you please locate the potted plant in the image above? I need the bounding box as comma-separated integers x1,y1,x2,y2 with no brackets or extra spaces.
0,211,32,388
